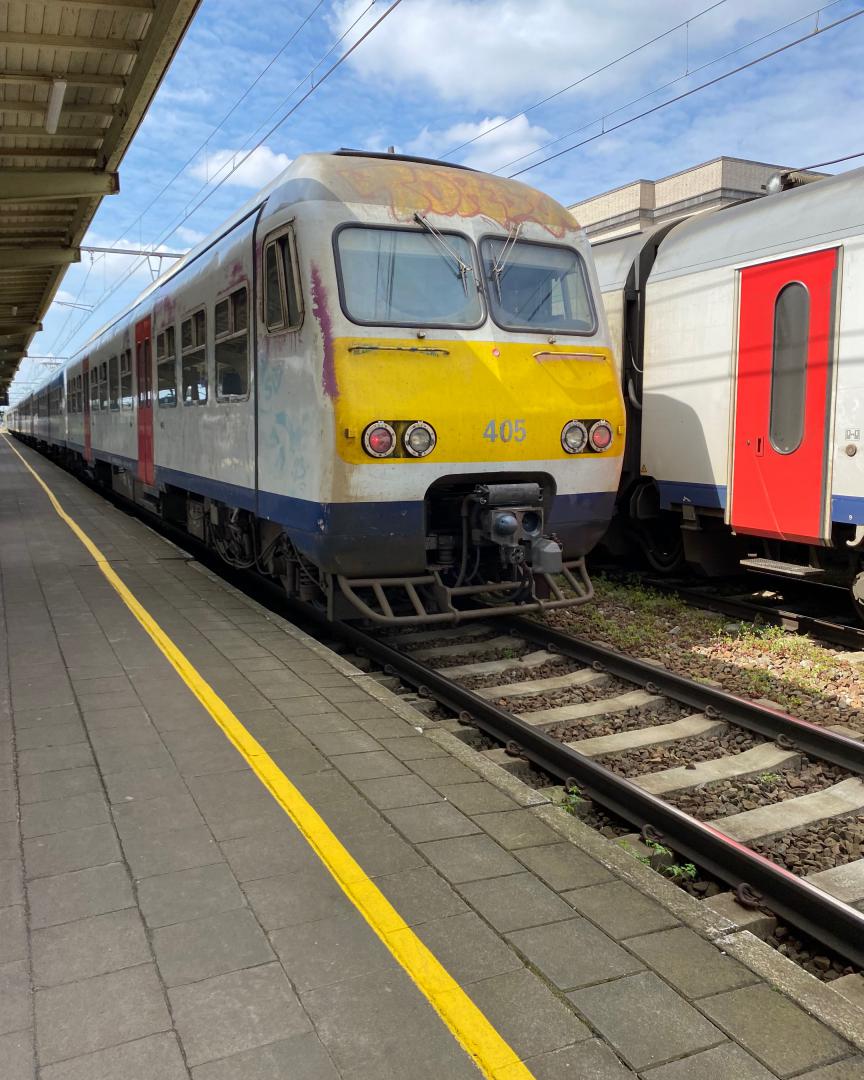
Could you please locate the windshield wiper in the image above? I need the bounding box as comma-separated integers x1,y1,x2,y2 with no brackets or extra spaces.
489,223,521,302
413,212,473,296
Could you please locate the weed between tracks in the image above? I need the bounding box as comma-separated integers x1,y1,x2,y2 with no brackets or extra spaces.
544,576,864,730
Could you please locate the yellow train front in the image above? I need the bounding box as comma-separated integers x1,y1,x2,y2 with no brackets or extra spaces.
261,151,625,624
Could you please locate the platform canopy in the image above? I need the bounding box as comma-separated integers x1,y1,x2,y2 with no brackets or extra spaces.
0,0,200,394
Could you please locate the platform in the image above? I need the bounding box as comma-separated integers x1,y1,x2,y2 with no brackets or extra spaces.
1,436,863,1080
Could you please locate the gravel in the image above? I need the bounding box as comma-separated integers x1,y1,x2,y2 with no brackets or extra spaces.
594,729,760,777
751,812,864,875
549,700,691,742
665,761,850,820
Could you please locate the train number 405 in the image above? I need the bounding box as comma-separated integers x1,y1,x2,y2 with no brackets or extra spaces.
483,419,526,443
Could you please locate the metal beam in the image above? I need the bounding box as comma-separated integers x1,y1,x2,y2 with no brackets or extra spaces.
41,0,154,9
0,321,41,335
0,148,99,159
0,73,126,89
0,247,80,268
0,169,119,202
0,31,139,54
0,126,107,138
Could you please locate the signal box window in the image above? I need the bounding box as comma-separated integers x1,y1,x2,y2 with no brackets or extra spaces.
181,310,208,405
109,356,120,410
216,287,249,400
770,282,809,454
156,327,177,407
120,350,133,408
264,229,302,332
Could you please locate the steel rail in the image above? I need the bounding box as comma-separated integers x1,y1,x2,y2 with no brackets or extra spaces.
337,619,864,967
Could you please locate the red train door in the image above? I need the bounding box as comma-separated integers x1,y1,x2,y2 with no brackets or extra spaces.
135,316,154,485
82,355,92,463
730,248,837,544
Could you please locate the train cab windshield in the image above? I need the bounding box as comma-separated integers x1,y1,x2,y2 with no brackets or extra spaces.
481,237,595,335
335,225,483,328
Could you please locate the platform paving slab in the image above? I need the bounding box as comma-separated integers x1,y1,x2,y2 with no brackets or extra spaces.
625,925,760,999
568,970,726,1072
640,1041,779,1079
698,983,854,1076
189,1031,340,1080
38,1032,189,1080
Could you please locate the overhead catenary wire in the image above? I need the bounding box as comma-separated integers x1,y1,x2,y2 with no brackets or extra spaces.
52,0,405,359
495,0,852,175
442,0,730,159
108,0,328,254
796,150,864,170
506,3,863,178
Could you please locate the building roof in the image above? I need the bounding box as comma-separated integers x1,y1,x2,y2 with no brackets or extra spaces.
0,0,200,394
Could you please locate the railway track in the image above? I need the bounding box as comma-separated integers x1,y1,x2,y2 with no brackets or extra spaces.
329,615,864,972
49,463,864,974
595,566,864,651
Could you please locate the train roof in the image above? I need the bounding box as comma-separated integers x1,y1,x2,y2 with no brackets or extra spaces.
648,165,864,281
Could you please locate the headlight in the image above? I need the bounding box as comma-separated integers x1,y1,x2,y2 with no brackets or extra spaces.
561,420,588,454
404,420,436,458
589,420,613,452
363,421,397,458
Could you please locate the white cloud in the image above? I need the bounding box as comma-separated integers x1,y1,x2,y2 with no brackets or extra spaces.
160,85,213,106
188,145,292,189
175,225,207,248
332,0,813,109
407,114,551,173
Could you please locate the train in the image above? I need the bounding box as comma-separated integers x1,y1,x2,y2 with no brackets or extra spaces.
592,165,864,615
7,150,625,625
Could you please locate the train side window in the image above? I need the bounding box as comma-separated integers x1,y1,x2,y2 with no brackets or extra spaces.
264,228,303,332
770,282,809,454
90,365,100,411
120,350,133,408
181,309,208,405
156,328,177,407
100,361,109,411
216,287,249,401
109,356,120,410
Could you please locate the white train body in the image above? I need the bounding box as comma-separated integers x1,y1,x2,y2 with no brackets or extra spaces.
593,166,864,599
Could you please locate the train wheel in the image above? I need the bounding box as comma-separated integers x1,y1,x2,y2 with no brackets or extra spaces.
852,570,864,624
638,519,684,574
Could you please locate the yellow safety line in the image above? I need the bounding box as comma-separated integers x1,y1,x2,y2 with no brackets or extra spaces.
4,436,534,1080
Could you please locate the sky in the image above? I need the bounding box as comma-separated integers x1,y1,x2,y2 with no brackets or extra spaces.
12,0,864,401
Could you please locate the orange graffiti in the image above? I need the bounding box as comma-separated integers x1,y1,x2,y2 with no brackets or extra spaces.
330,157,578,238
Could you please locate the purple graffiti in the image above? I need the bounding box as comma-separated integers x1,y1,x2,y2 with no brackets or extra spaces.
311,263,338,400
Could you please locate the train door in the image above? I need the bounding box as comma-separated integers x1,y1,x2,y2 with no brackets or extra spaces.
135,316,154,485
82,356,92,463
730,248,838,544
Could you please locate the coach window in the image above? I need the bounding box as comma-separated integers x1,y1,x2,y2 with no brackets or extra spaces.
100,361,109,411
119,350,133,408
264,228,303,332
216,287,249,400
156,327,177,407
109,356,120,410
90,365,100,410
181,309,207,405
770,282,809,454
